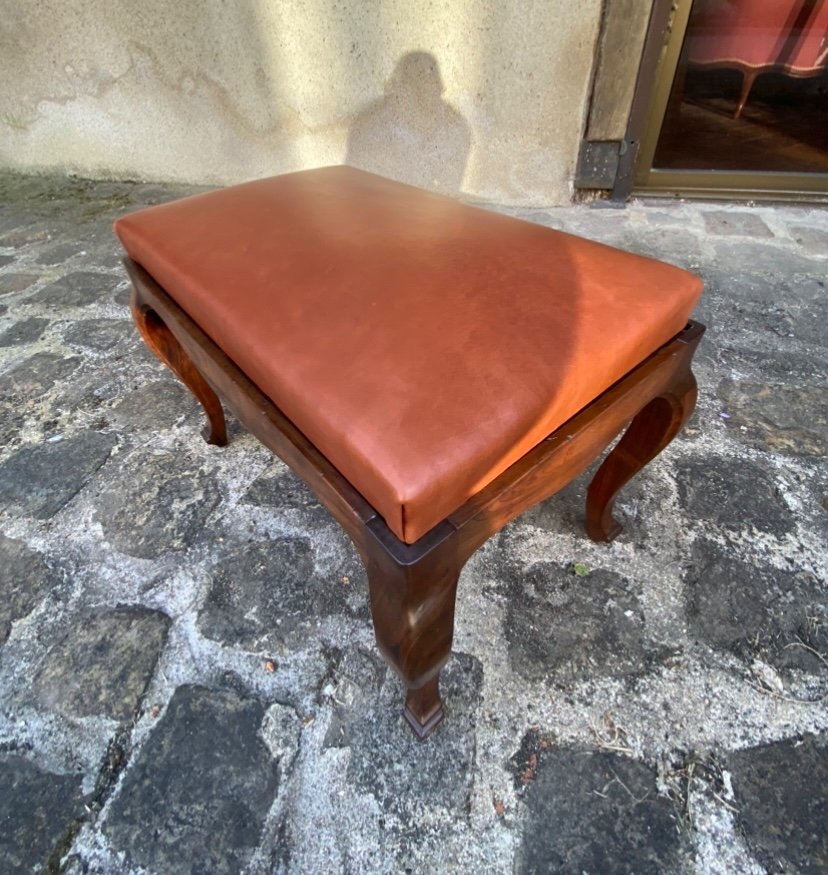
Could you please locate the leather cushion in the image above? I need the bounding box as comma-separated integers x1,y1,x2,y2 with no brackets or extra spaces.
115,166,702,543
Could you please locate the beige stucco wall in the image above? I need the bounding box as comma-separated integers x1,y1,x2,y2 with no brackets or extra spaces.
0,1,603,205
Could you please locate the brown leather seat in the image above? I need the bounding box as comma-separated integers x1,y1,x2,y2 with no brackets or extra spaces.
115,166,702,544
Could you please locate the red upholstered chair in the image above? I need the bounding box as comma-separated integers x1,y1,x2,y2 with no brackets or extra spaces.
687,0,828,117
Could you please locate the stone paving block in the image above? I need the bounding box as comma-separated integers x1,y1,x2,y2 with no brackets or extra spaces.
0,754,85,873
31,606,171,721
507,479,591,538
243,463,335,530
103,685,280,875
698,271,828,347
511,740,689,874
716,344,827,385
0,253,15,267
110,379,193,430
0,272,40,295
790,225,828,257
500,562,664,683
622,226,702,268
0,351,81,402
0,315,49,347
243,466,372,566
0,533,61,644
95,447,221,558
198,537,367,651
0,431,115,519
29,271,114,308
515,210,563,229
674,456,794,536
0,224,50,247
111,283,132,307
712,240,818,276
640,208,696,227
703,211,774,238
717,379,827,457
62,317,134,352
684,538,824,673
321,647,388,751
35,241,86,265
728,733,827,875
342,652,483,821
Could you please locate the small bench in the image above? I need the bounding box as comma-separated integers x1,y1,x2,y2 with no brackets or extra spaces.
115,166,704,738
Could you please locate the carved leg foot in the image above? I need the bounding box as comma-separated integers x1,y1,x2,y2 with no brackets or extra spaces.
130,288,228,446
586,374,697,542
404,676,444,739
362,545,460,739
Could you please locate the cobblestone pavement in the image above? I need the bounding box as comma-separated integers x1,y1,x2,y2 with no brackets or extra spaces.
0,172,826,875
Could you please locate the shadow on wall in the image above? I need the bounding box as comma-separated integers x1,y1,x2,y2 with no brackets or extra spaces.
346,51,471,193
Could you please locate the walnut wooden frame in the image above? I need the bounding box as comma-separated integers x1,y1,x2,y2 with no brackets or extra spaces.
126,257,704,739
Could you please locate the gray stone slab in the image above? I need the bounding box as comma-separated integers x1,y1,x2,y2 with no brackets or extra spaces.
0,754,85,873
110,379,193,430
675,456,794,536
321,647,388,751
62,317,134,352
0,272,41,296
697,271,827,347
0,431,116,520
35,241,86,265
703,211,774,238
717,379,827,457
514,210,564,229
111,282,132,307
508,479,591,538
684,538,824,673
198,537,367,651
0,253,14,267
728,734,828,875
0,351,81,402
512,741,689,875
0,211,25,233
243,464,339,531
104,685,280,875
500,562,664,683
0,316,49,347
716,344,827,386
790,225,828,257
95,447,220,558
0,225,50,247
0,534,61,644
712,241,819,276
621,226,702,269
29,271,115,307
31,606,170,721
341,651,482,821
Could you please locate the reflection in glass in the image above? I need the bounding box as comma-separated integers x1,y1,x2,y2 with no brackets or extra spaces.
654,0,828,173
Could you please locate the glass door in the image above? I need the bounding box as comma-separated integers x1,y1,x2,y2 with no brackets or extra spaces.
635,0,828,199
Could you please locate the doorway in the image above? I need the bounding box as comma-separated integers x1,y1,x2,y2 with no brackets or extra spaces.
633,0,828,200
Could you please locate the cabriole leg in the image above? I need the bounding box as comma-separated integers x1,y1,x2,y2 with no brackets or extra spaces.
130,287,228,446
585,373,697,542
